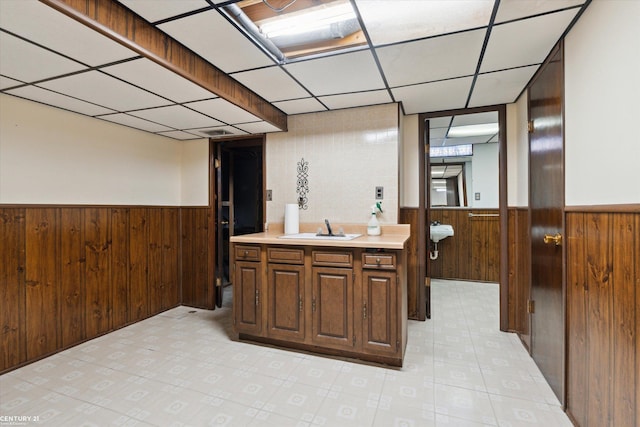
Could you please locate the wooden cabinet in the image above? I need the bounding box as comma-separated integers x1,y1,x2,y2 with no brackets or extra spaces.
234,260,262,335
232,243,407,366
362,270,397,355
312,266,354,350
233,245,262,335
267,263,305,341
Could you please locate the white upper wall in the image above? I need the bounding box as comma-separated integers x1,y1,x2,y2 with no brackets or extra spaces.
564,0,640,205
180,139,209,206
507,92,529,207
471,142,499,208
0,93,209,205
401,114,419,208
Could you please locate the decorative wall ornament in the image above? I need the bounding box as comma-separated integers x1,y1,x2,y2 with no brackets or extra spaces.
296,157,309,210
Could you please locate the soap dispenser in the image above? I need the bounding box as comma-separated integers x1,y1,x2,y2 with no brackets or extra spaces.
367,202,383,236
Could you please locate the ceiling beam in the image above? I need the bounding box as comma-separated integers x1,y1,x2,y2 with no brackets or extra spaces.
39,0,288,131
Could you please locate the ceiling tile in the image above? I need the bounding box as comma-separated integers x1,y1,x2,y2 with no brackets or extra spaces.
156,130,203,140
98,113,174,133
469,66,538,107
481,9,579,72
235,121,282,134
355,0,494,46
158,9,275,73
185,98,260,125
39,71,170,111
495,0,585,23
392,77,473,114
273,98,326,115
6,86,115,116
377,30,485,87
190,126,248,138
319,90,392,110
451,112,498,127
428,116,453,128
130,105,223,129
0,33,86,82
284,50,385,96
101,58,214,103
118,0,210,23
232,67,309,102
0,0,137,66
0,76,24,90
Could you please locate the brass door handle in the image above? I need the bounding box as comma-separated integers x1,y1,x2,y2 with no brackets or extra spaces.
543,233,562,246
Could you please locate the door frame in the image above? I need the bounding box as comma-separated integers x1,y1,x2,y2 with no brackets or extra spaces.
418,105,508,329
208,135,266,308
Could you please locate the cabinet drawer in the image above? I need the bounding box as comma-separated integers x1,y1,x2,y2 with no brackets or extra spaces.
312,250,353,267
267,247,304,264
362,252,396,270
235,245,261,262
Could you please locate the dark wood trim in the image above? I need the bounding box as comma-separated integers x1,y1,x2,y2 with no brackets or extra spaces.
498,104,508,332
39,0,287,131
564,204,640,213
0,204,192,209
418,104,508,327
417,114,427,320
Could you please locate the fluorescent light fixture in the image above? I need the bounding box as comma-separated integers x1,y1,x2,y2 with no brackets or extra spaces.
448,123,498,138
430,144,473,158
260,2,356,39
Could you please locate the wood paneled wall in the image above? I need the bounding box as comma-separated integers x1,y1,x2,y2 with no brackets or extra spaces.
430,208,501,283
566,210,639,427
507,208,530,349
0,206,189,373
180,207,213,309
399,208,421,320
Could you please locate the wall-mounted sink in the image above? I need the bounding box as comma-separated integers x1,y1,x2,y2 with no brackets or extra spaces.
430,224,454,243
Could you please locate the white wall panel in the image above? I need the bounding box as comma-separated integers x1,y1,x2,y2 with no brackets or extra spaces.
507,94,529,207
266,104,399,225
0,94,182,205
180,139,209,206
564,0,640,205
401,114,420,208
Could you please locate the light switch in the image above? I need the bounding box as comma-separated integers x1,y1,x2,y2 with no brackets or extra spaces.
266,189,272,201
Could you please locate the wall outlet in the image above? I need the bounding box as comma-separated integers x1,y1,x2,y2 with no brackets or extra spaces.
475,192,481,200
266,189,272,201
375,186,384,200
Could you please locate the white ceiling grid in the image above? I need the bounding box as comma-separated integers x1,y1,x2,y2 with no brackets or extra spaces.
0,0,589,140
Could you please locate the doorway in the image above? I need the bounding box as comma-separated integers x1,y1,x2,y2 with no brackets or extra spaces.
418,105,508,327
212,136,265,307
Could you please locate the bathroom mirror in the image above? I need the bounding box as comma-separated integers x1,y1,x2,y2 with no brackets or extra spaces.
429,111,499,208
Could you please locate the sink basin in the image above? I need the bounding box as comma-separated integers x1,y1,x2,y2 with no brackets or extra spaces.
279,232,361,241
430,224,454,243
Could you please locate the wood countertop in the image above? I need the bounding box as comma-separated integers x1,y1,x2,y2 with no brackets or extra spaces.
230,223,410,250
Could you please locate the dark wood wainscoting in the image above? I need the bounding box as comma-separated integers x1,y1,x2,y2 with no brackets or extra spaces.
507,208,530,350
430,208,500,283
0,206,201,373
566,210,639,427
180,207,213,309
399,208,421,320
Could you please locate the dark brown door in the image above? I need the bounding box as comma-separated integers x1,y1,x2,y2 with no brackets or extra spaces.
267,264,305,341
362,270,398,355
234,260,262,335
528,43,565,404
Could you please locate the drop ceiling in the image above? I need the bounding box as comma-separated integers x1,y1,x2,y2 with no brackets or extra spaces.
0,0,588,140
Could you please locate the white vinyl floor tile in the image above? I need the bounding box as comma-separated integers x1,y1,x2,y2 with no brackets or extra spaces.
0,280,571,426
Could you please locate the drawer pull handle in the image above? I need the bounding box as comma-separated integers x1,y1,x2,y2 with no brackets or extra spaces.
376,258,381,265
244,250,249,257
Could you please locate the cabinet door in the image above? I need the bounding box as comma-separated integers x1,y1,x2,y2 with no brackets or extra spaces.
234,261,262,335
312,267,354,350
362,270,398,355
267,264,305,341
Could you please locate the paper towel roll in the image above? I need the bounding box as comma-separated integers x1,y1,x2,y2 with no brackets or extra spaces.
284,203,299,235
